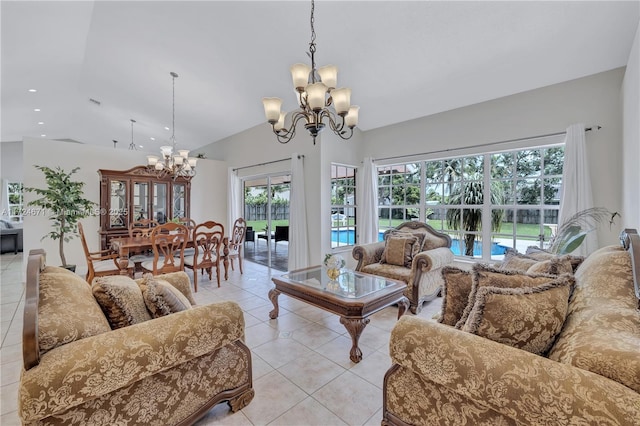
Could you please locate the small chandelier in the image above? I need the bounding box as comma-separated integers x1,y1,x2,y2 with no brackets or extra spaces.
262,0,359,145
147,72,197,179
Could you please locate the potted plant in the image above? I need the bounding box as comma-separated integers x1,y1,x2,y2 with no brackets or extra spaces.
25,166,96,271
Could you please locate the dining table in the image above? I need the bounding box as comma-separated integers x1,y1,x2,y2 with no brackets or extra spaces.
110,235,230,279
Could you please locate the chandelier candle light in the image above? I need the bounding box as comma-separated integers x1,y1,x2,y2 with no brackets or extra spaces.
262,0,359,145
147,72,197,179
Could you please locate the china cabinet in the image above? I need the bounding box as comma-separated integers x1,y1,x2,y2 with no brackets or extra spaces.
97,166,191,250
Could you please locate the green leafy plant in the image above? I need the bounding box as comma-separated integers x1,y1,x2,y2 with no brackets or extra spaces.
547,207,620,254
25,166,96,267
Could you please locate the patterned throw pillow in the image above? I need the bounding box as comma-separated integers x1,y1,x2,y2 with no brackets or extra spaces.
142,274,193,318
498,251,539,272
455,264,561,329
38,272,111,354
526,255,574,275
93,275,152,329
461,276,574,355
439,266,473,326
380,234,418,267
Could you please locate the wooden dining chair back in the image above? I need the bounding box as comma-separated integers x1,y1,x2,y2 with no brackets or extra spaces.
141,222,189,276
129,218,159,238
228,218,247,274
78,222,133,284
184,221,225,291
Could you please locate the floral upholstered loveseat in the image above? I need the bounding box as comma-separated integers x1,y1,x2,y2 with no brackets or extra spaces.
382,229,640,425
352,221,454,314
19,249,254,425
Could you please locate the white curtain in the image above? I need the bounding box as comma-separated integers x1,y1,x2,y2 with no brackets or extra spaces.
360,157,379,243
559,123,598,256
288,153,309,270
227,167,242,234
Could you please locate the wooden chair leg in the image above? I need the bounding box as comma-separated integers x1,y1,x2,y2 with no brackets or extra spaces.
192,268,198,293
215,266,221,287
238,256,243,274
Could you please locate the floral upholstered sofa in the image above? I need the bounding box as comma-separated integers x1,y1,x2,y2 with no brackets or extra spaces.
382,229,640,425
19,249,254,425
352,221,454,314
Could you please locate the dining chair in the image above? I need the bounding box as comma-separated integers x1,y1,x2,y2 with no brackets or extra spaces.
184,221,224,290
228,218,247,274
174,217,197,256
140,222,189,276
128,219,159,273
78,222,133,284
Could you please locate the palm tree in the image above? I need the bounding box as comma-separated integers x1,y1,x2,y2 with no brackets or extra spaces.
446,179,504,256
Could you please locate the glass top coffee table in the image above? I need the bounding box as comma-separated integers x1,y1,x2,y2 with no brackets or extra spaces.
269,266,409,363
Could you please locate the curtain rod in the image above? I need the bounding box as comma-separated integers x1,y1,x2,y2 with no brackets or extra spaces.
233,155,304,172
372,125,601,163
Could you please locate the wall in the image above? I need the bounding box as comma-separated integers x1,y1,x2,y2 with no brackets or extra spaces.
22,137,227,275
622,20,640,230
364,68,626,247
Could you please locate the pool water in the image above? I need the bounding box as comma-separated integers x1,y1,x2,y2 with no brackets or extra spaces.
330,229,509,256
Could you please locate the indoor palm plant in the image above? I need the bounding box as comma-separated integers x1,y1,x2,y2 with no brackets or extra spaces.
547,207,620,254
25,165,96,270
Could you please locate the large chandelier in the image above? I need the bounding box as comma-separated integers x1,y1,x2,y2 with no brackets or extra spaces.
147,72,197,179
262,0,359,145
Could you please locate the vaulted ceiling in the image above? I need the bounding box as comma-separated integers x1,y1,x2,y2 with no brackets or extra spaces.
2,1,638,152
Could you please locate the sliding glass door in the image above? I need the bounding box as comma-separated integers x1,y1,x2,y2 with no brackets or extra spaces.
243,174,291,271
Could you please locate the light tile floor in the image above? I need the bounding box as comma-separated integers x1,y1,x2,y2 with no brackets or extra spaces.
0,253,442,425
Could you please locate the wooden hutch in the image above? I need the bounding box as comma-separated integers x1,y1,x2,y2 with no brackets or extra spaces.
98,166,191,250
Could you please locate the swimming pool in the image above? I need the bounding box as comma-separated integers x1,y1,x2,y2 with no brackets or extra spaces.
330,229,509,256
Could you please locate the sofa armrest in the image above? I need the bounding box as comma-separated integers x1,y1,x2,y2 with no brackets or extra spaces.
19,301,244,421
352,241,385,270
412,247,453,273
389,316,640,424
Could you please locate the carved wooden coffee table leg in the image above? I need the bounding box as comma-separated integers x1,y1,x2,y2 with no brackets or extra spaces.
268,288,281,319
397,297,410,319
340,317,370,363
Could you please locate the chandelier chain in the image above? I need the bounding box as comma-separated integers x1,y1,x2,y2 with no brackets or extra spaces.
171,72,176,148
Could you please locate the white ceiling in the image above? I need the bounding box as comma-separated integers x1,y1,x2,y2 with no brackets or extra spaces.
2,1,638,153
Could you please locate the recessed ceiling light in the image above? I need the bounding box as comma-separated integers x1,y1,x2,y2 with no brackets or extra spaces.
38,121,44,125
150,137,155,141
164,126,170,131
28,89,37,93
40,134,46,137
34,108,41,112
139,145,144,148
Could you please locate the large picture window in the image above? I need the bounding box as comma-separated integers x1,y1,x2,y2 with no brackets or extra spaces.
331,164,357,248
377,144,564,259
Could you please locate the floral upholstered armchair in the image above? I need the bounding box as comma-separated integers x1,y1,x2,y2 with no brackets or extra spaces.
352,221,454,314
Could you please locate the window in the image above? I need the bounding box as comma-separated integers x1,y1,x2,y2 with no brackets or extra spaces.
377,144,564,259
7,182,24,223
331,164,357,248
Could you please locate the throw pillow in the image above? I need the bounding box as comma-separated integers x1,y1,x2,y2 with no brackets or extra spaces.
386,230,427,253
92,275,152,329
422,233,445,251
142,274,192,318
38,271,111,354
380,234,418,267
439,266,473,326
524,246,585,273
461,275,574,355
498,251,539,272
526,255,574,275
455,264,561,329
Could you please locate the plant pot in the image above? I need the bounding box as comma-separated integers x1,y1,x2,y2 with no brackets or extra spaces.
61,264,76,273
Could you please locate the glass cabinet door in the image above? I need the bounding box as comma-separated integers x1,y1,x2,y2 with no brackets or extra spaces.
173,183,186,219
109,180,128,228
133,182,150,221
153,182,168,223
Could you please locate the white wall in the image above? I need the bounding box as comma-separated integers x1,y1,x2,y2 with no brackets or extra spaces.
622,20,640,230
22,138,227,273
364,68,626,247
